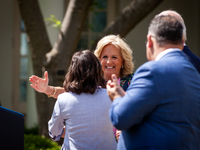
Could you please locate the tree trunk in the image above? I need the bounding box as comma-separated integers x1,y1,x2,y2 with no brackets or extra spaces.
44,0,94,136
17,0,53,136
92,0,164,49
18,0,94,136
45,0,95,87
17,0,163,136
104,0,164,36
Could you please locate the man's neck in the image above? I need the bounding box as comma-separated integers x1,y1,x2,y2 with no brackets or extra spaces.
155,48,182,61
162,43,183,50
153,44,183,60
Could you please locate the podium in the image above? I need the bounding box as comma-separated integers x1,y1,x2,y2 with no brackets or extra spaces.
0,106,24,150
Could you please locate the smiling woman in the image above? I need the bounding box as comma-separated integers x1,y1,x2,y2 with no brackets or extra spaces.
94,34,135,141
94,34,134,82
99,44,123,81
29,34,135,142
29,34,135,98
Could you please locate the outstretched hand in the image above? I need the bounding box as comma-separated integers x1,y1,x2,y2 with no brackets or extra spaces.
106,74,126,101
29,71,49,93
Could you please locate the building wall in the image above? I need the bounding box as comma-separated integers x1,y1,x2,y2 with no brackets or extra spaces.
0,0,14,109
0,0,65,128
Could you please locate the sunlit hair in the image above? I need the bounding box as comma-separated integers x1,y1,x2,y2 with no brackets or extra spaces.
63,50,106,94
157,10,187,41
148,15,183,47
94,35,134,76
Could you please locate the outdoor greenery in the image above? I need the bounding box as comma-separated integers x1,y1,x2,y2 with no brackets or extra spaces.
24,125,39,135
24,126,61,150
45,15,62,30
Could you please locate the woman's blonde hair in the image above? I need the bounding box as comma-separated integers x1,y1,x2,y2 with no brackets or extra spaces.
94,35,134,76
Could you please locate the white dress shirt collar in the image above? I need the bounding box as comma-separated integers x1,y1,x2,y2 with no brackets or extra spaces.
155,48,181,61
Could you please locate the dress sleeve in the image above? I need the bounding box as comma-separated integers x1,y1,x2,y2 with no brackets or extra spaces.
48,98,64,141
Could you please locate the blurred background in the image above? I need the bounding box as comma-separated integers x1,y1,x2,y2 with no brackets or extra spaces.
0,0,199,131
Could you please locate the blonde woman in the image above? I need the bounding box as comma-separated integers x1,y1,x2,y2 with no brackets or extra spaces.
29,34,135,141
30,35,134,97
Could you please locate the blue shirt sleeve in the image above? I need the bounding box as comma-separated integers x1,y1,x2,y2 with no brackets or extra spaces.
109,63,161,130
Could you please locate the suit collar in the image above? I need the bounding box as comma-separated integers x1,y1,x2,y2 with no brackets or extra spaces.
155,48,182,61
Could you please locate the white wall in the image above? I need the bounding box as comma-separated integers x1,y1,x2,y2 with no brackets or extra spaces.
26,53,38,128
38,0,65,46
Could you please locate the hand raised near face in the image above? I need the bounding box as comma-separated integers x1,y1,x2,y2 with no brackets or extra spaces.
29,71,49,93
106,74,125,101
116,130,121,141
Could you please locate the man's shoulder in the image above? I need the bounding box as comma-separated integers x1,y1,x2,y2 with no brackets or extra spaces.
136,61,160,73
134,58,179,78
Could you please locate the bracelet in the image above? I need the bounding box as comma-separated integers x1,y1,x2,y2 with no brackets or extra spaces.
47,86,57,98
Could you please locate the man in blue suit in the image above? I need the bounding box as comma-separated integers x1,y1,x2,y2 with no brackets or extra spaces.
159,10,200,74
107,15,200,150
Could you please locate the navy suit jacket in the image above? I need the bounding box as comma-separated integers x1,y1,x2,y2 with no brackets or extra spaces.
110,50,200,150
183,45,200,74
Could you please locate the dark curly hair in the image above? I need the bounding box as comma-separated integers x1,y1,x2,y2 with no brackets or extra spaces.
63,50,106,94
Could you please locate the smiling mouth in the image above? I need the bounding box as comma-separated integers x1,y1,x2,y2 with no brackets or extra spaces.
106,66,115,69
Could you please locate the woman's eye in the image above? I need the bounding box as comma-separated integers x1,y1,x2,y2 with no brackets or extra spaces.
113,56,117,59
102,56,107,58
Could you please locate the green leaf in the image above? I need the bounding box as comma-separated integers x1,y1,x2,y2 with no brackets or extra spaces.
45,15,62,30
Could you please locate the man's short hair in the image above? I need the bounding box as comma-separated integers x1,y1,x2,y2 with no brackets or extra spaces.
148,15,183,47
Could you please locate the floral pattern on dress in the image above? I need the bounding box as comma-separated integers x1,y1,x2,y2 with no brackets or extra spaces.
119,73,134,89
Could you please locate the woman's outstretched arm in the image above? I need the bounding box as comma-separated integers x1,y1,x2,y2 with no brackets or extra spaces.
29,71,65,99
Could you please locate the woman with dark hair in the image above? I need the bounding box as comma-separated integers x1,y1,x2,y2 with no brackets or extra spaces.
48,50,117,150
30,35,135,141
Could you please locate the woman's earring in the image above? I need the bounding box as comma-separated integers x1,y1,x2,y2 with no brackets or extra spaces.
121,65,124,69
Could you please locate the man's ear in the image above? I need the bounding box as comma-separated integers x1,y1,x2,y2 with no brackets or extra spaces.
146,34,155,61
146,35,153,48
182,39,185,46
